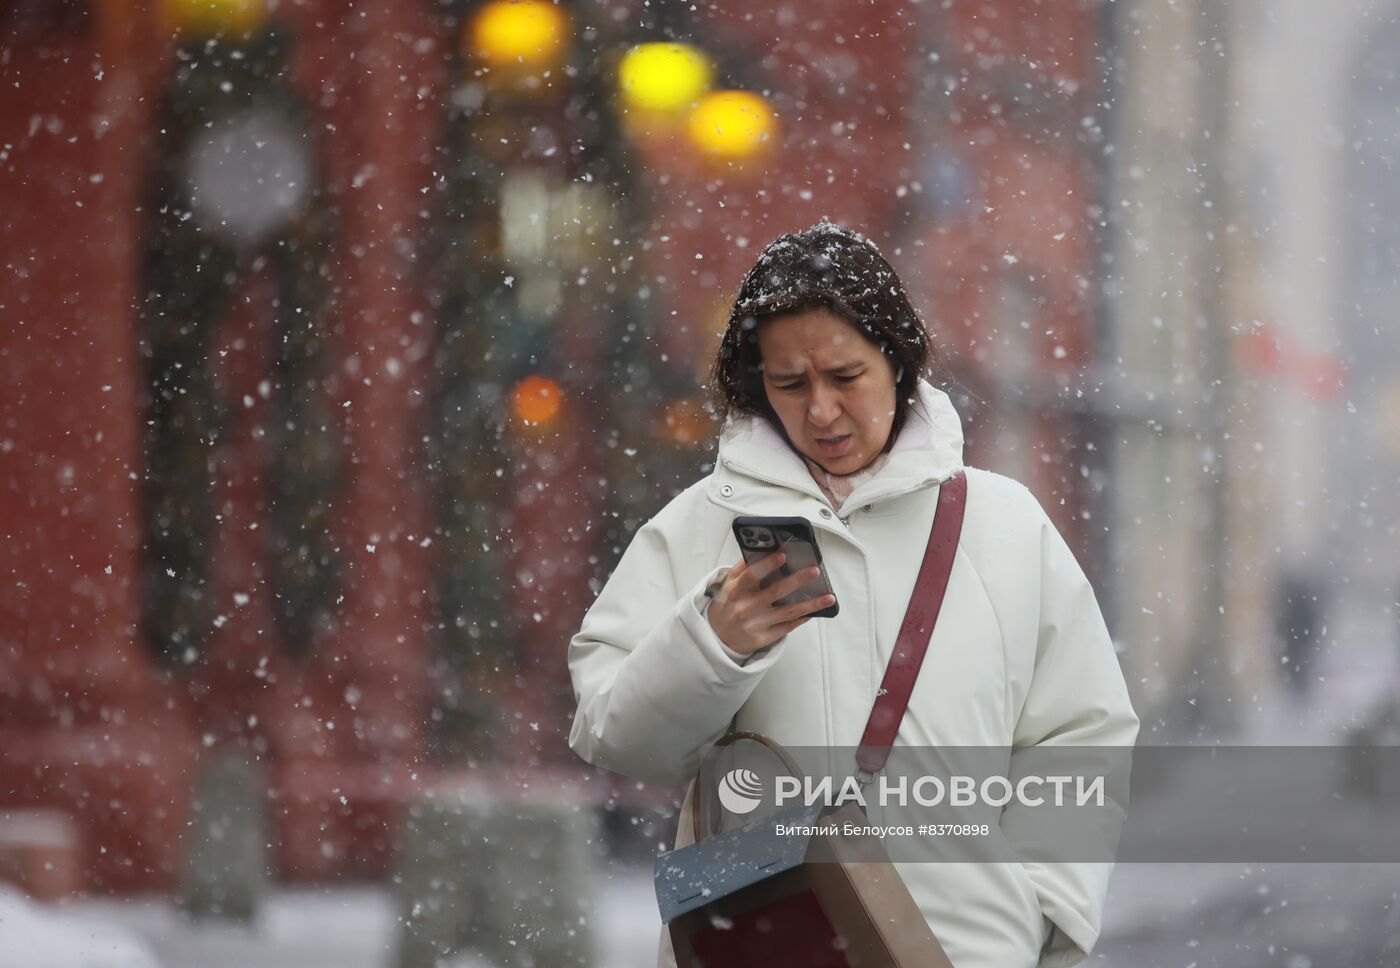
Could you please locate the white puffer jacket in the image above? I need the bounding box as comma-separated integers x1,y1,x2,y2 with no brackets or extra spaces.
568,380,1139,968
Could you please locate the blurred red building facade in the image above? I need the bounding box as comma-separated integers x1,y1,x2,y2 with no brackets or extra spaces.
0,0,1106,891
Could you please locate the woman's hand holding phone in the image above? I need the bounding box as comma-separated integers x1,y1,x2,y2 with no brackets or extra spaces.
705,552,837,656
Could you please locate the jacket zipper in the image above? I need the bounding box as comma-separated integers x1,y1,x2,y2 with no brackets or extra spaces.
719,457,832,507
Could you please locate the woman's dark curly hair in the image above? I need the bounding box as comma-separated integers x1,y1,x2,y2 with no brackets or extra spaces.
709,218,939,448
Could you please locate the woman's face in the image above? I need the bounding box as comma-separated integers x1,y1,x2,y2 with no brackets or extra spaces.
757,308,898,475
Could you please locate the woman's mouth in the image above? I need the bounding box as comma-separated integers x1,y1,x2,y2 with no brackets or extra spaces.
815,434,852,457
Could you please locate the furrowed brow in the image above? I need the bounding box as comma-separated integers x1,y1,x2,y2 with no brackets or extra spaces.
766,361,865,381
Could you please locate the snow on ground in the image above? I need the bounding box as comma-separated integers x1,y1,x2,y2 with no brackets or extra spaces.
71,887,398,968
0,885,159,968
38,862,1290,968
63,873,661,968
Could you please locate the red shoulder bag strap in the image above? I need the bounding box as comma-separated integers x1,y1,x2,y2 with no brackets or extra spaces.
855,471,967,779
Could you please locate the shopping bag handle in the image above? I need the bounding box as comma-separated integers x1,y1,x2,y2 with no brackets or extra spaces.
692,730,803,842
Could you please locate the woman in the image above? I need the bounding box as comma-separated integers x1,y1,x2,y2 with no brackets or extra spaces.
568,219,1138,968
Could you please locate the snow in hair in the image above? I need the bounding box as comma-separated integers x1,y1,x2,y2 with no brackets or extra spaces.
734,217,896,317
749,217,883,269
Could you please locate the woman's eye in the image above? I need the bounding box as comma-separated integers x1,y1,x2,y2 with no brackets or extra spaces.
775,383,802,392
836,374,860,383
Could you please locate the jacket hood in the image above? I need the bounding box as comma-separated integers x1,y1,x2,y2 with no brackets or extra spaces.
714,379,966,510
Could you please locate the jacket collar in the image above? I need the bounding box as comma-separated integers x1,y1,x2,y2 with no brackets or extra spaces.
714,379,966,511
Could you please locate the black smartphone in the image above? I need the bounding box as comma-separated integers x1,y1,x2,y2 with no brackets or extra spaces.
731,516,839,618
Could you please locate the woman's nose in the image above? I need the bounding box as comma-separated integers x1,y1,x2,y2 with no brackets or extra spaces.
807,386,840,426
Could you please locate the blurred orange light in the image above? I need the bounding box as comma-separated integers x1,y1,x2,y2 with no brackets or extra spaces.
468,1,569,77
511,374,564,426
687,90,776,159
656,397,715,446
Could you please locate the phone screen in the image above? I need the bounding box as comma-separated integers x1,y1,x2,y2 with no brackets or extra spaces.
763,532,827,605
733,518,838,616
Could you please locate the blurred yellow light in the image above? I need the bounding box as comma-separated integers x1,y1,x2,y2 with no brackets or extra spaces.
164,0,266,35
511,374,564,426
469,1,569,75
619,43,712,113
688,90,776,159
